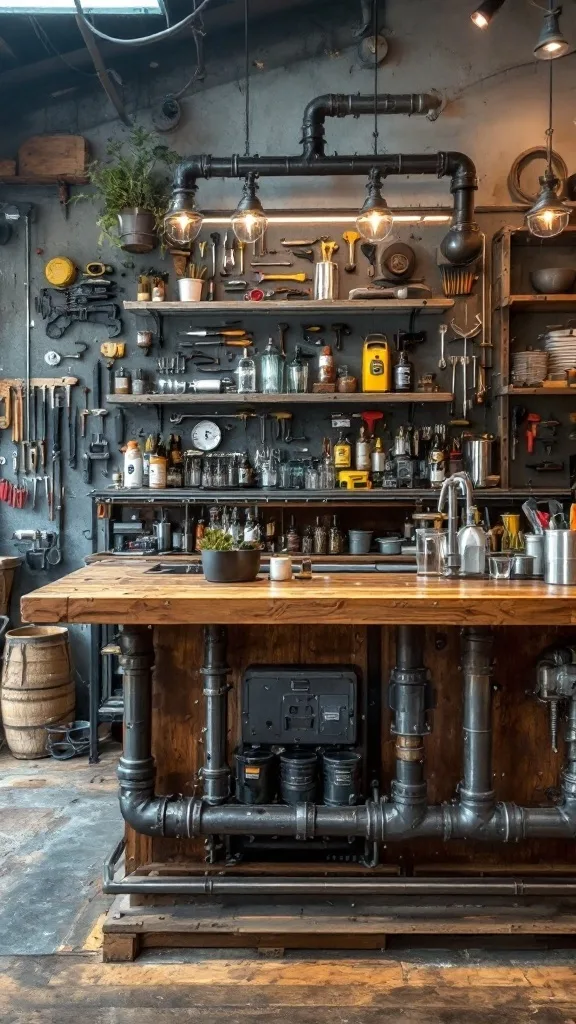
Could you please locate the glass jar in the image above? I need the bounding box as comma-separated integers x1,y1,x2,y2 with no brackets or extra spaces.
226,454,239,489
290,461,305,489
286,346,309,393
213,456,227,489
319,458,336,489
260,456,279,489
260,339,283,394
305,462,319,489
201,455,214,489
415,528,447,576
279,461,292,489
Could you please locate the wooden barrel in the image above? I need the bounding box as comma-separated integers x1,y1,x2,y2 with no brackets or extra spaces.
1,625,74,759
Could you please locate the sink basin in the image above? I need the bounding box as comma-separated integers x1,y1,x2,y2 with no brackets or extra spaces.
145,562,415,575
146,563,202,575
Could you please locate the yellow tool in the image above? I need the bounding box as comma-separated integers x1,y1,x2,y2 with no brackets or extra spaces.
85,261,113,277
45,256,77,288
100,341,126,360
320,239,338,262
362,334,391,392
255,272,309,283
338,470,372,489
342,230,361,272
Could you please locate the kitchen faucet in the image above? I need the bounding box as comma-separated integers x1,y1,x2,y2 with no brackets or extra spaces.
437,472,475,577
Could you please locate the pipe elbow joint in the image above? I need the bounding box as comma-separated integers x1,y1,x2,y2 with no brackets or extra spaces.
119,787,169,837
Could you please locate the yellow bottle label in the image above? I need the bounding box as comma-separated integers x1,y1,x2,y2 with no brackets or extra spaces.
334,443,351,468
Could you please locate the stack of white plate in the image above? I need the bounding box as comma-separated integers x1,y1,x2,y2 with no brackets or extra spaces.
543,328,576,378
511,350,548,386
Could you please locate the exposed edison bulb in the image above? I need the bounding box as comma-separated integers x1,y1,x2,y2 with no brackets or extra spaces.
231,207,268,244
526,205,570,238
231,174,268,243
355,206,394,243
471,10,489,28
164,204,203,246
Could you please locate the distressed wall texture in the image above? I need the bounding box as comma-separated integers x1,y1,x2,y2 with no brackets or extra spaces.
0,0,575,707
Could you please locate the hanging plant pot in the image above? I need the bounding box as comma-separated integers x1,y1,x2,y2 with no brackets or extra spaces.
117,207,158,254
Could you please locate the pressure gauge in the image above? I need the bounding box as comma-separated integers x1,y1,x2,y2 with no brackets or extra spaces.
191,420,222,451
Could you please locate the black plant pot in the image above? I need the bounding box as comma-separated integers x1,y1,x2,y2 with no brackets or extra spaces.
201,549,261,583
117,207,158,254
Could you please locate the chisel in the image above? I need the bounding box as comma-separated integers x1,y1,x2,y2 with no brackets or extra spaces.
179,329,247,337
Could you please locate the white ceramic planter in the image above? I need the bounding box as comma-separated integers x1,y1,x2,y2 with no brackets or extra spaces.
178,278,203,302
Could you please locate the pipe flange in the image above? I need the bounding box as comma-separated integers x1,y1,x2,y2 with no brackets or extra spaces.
117,756,156,789
188,798,203,838
119,653,154,672
295,802,315,840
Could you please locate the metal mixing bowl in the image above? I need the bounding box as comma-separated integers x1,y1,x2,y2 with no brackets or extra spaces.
530,268,576,294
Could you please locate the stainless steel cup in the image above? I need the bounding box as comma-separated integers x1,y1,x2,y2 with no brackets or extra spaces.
463,437,493,487
511,554,535,578
314,261,338,300
524,533,544,576
544,530,576,585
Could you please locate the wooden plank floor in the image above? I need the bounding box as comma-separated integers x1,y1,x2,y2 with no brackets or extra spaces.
3,948,576,1023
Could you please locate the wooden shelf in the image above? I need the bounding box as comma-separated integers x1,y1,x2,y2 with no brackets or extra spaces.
501,386,576,396
0,174,88,186
123,298,454,315
503,294,576,311
92,487,572,505
106,392,453,406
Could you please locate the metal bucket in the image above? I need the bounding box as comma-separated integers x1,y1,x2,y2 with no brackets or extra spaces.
463,437,493,487
348,530,373,555
234,747,277,804
280,750,318,804
322,750,362,806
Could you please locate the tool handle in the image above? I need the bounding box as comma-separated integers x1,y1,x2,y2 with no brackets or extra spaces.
259,273,308,282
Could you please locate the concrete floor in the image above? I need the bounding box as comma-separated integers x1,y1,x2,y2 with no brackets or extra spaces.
1,747,576,1023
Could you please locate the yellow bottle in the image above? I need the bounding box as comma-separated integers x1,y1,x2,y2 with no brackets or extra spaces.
333,432,352,469
362,334,391,392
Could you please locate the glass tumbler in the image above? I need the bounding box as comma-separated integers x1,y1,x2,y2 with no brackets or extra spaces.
416,528,447,576
488,554,512,579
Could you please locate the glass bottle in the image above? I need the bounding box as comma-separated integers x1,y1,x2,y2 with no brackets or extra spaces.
394,349,414,392
208,506,221,530
142,433,155,487
229,507,242,543
313,515,328,555
286,345,309,393
265,517,277,553
236,347,257,394
317,345,335,384
333,432,352,470
194,507,206,550
371,436,386,487
355,424,371,471
329,515,343,555
244,507,260,544
167,434,183,488
238,452,254,488
302,524,314,555
286,515,300,553
260,338,282,394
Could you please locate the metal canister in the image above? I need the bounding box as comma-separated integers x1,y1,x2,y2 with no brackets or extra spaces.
544,531,576,585
314,261,338,300
524,533,544,576
234,747,277,804
279,750,318,805
511,554,535,578
463,436,493,487
322,750,362,806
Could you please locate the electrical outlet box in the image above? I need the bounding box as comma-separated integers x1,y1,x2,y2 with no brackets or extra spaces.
241,665,358,746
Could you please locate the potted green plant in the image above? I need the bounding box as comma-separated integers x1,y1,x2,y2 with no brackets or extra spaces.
84,126,179,253
198,529,261,583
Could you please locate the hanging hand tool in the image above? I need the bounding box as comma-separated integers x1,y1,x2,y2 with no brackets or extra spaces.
50,389,61,523
450,313,482,342
342,230,361,273
179,329,248,337
237,241,245,275
251,260,293,267
244,287,311,300
360,242,377,277
259,413,267,444
223,279,249,291
255,272,309,283
360,411,384,437
320,239,338,262
438,323,448,370
270,411,293,442
209,232,219,279
331,322,351,352
277,322,289,358
80,386,90,438
180,338,253,348
44,342,87,366
221,232,235,276
525,412,542,455
113,407,125,446
449,355,458,417
511,405,527,461
290,249,314,262
281,238,326,247
66,383,76,470
83,434,110,483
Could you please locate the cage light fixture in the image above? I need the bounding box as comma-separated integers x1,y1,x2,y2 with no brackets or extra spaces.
231,172,267,243
526,61,570,237
163,185,203,246
470,0,506,28
355,167,394,241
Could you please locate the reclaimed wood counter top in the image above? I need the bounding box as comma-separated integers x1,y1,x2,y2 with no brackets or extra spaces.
20,559,576,626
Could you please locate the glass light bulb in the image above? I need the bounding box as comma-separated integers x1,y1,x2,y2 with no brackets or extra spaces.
164,209,203,246
471,11,489,27
231,207,268,244
355,207,394,243
526,205,570,238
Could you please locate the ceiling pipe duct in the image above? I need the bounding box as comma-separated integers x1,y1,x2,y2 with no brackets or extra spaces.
169,91,482,265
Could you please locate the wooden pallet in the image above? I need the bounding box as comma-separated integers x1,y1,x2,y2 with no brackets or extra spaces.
102,893,576,962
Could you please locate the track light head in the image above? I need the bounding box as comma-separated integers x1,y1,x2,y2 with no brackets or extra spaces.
470,0,506,29
534,6,570,60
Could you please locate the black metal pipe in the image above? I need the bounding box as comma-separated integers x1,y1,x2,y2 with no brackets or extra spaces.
301,92,443,160
459,628,495,817
201,625,230,805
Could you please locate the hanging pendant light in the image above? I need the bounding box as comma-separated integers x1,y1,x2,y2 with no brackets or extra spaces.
534,2,570,60
231,172,267,243
526,62,570,238
470,0,506,29
356,0,393,244
163,185,203,246
355,168,394,242
231,0,268,243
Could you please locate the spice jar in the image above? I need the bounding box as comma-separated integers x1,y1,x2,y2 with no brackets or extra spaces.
114,366,131,395
318,346,335,384
137,330,153,354
132,369,145,396
137,275,151,301
337,365,357,393
152,275,166,301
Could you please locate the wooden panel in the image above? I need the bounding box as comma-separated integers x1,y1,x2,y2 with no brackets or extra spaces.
18,134,88,177
20,561,576,626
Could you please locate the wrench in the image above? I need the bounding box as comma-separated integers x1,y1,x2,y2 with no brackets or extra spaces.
44,343,87,366
209,232,219,278
438,323,448,370
342,230,361,273
449,355,458,416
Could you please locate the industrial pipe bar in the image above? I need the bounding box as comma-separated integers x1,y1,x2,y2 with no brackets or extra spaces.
201,625,230,805
171,91,481,265
116,626,576,846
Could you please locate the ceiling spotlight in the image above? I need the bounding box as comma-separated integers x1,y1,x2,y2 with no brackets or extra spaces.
163,185,203,246
534,4,570,60
355,168,394,243
231,173,268,244
470,0,506,29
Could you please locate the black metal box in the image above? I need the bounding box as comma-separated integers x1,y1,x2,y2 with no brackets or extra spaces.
241,664,358,746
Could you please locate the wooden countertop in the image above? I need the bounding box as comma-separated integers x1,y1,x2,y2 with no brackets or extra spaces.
20,560,576,626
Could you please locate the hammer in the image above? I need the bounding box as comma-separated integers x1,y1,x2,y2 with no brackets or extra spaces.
361,410,384,438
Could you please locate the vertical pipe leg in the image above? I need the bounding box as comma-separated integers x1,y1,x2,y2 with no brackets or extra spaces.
389,626,430,822
117,625,155,793
201,625,230,805
459,627,495,825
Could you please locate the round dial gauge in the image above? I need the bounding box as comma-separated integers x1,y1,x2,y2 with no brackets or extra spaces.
191,420,222,451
